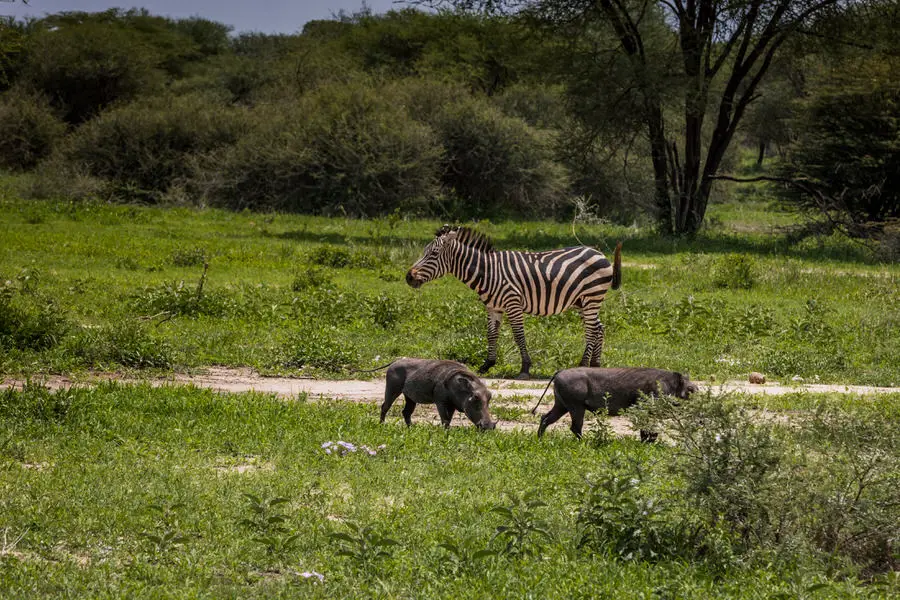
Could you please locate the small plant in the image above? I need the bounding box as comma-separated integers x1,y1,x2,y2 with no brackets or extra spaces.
712,253,757,289
330,521,399,566
576,458,675,561
585,408,615,448
139,502,191,556
0,381,74,423
308,246,352,268
291,268,333,292
487,491,552,558
239,494,301,558
436,539,496,574
171,247,208,267
365,293,403,329
282,327,358,371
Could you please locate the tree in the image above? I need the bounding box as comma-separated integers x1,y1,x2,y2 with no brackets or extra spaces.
426,0,846,234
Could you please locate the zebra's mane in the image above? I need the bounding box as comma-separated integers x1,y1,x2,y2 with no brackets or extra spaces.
435,225,494,253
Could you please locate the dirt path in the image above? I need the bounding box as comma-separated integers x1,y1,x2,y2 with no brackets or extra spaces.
3,368,898,437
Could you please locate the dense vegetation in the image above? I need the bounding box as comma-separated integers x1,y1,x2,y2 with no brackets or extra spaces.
0,4,897,245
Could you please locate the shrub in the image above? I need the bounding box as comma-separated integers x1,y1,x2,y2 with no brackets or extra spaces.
364,293,404,329
170,247,208,267
0,90,67,171
68,321,175,369
60,94,247,202
407,86,569,216
23,21,164,123
711,253,756,289
189,82,442,216
0,282,69,352
282,327,358,371
307,245,377,269
291,268,333,292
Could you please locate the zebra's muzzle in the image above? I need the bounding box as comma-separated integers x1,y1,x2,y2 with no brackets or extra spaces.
406,270,424,288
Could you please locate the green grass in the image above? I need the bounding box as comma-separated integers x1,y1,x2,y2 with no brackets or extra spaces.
1,383,896,598
1,188,897,385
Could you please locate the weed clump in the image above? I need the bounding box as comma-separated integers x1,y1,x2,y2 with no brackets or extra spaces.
712,253,757,289
282,327,358,371
170,247,208,267
291,268,333,292
307,245,377,269
68,321,175,369
0,280,69,351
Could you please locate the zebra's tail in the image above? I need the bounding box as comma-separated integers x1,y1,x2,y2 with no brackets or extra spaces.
530,371,561,415
612,241,622,290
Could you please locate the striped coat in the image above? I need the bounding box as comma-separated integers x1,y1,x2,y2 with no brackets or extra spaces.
406,226,621,378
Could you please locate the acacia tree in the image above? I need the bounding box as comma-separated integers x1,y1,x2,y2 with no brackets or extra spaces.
425,0,845,234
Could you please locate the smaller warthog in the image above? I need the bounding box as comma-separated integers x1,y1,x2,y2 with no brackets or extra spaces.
531,367,698,440
380,359,497,430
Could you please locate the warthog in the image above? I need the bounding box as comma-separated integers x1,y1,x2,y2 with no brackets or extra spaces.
531,367,698,441
380,359,497,430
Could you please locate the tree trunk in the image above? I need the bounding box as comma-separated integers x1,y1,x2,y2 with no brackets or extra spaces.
756,140,766,166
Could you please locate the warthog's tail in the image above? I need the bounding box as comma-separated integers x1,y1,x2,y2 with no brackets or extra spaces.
612,241,622,290
351,359,399,374
530,371,561,415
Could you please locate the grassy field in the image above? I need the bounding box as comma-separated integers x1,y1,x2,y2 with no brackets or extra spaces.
1,184,897,385
1,383,898,598
2,184,899,596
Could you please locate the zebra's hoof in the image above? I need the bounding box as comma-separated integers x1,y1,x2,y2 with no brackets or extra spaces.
514,372,531,381
478,361,495,374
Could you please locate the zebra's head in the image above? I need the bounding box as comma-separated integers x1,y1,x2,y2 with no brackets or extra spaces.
406,225,459,288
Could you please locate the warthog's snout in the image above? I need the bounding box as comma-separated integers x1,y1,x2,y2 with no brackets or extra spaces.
478,419,498,431
406,269,424,288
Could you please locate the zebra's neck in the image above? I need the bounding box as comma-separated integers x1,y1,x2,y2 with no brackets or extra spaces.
448,244,489,294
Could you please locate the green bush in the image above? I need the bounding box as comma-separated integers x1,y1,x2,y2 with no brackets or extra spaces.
307,245,378,269
23,21,164,123
400,83,569,216
291,268,333,292
282,327,358,371
68,322,175,369
0,282,69,352
189,83,441,216
60,94,247,201
711,254,756,290
0,90,67,171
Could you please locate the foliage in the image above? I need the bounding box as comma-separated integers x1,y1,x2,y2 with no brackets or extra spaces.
67,321,175,369
239,494,301,558
711,254,757,290
0,279,69,352
486,491,552,557
0,90,67,171
59,94,246,202
330,521,399,566
779,56,900,227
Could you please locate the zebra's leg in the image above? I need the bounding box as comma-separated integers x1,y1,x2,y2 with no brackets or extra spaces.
479,309,503,374
592,323,605,367
506,307,532,379
579,302,604,367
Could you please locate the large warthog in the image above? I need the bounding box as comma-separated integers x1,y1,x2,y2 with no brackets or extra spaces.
531,367,698,440
380,359,497,430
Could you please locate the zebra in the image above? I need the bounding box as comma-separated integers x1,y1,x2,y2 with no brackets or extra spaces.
406,225,621,379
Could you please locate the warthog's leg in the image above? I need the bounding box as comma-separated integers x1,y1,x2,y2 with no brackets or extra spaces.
538,401,568,437
435,401,456,429
568,404,586,439
401,398,416,427
381,378,404,423
479,309,503,374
